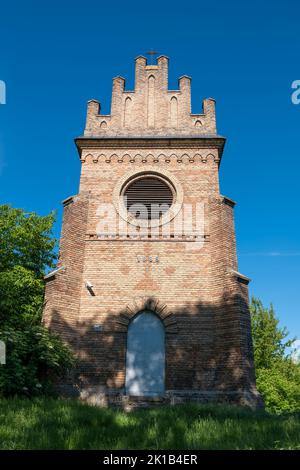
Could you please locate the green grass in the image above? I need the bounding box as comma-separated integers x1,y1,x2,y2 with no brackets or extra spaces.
0,398,299,450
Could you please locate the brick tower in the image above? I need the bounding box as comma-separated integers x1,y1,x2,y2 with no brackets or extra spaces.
43,55,262,407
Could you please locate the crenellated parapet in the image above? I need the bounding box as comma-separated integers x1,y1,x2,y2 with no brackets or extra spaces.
84,55,217,137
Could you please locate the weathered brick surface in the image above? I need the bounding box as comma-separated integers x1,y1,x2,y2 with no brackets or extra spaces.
43,56,262,408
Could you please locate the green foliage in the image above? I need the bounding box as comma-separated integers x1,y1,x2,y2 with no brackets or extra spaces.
0,204,74,397
256,366,300,415
251,297,295,368
250,297,300,414
0,326,75,396
0,400,299,450
0,266,44,325
0,204,57,276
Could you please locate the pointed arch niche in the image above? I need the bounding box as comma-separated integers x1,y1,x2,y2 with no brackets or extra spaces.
147,75,155,128
170,96,178,128
124,96,132,128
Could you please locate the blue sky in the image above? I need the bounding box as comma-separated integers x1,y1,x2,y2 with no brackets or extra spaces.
0,0,299,340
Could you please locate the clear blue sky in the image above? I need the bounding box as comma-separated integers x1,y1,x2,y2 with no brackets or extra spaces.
0,0,299,340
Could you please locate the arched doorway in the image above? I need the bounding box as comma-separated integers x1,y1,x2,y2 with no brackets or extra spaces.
125,310,165,396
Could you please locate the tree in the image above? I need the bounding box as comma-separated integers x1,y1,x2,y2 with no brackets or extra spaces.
0,205,74,397
250,297,300,414
0,205,56,276
250,297,295,369
0,266,44,326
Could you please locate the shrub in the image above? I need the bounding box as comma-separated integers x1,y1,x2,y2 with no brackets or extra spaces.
0,325,75,397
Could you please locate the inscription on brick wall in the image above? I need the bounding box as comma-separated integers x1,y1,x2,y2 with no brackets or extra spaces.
136,255,160,263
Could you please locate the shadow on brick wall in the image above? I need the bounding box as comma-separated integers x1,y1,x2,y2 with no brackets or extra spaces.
46,291,261,407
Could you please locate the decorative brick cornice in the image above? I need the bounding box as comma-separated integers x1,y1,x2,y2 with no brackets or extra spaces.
80,151,220,165
75,135,226,163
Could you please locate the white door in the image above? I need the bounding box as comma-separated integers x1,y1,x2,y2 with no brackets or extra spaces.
125,310,165,396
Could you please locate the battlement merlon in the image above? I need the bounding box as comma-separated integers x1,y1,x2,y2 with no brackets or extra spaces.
84,56,217,137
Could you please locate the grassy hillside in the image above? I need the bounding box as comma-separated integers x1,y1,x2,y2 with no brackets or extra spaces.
0,398,299,450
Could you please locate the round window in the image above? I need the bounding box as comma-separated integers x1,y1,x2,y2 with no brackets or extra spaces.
123,176,174,220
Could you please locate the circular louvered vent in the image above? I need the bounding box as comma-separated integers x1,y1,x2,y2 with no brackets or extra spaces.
123,176,174,220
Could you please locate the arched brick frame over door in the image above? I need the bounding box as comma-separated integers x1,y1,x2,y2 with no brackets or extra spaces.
117,297,178,335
